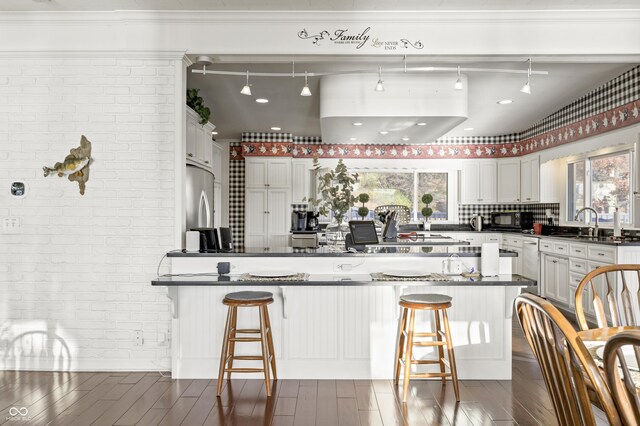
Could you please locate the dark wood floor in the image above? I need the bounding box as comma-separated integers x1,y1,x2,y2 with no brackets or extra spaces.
0,319,601,426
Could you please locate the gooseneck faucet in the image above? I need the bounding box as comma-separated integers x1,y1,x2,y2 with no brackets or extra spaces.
574,207,599,237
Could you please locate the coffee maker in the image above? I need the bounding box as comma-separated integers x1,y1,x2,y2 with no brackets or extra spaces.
291,203,308,232
305,211,319,231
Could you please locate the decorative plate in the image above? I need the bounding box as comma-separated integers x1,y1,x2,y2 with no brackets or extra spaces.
249,271,298,278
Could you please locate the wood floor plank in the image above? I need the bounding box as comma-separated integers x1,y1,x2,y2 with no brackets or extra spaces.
336,380,356,398
293,382,317,426
232,379,264,417
181,385,217,426
101,383,135,400
252,380,280,419
215,379,246,408
68,399,116,426
59,376,121,417
152,379,194,409
120,372,147,384
371,380,393,394
278,380,300,398
274,397,297,416
29,390,90,426
355,383,379,411
182,379,210,398
316,380,338,426
114,380,172,425
137,408,169,426
459,401,496,426
372,392,404,426
271,416,295,426
337,398,360,426
414,398,450,426
299,379,317,387
91,376,160,426
157,397,198,426
203,402,234,426
358,410,383,426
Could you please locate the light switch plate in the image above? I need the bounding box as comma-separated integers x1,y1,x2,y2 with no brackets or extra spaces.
2,217,20,234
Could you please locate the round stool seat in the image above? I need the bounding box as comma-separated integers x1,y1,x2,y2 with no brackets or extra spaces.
224,291,273,303
400,293,452,305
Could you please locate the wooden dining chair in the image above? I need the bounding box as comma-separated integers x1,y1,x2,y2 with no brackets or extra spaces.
515,293,622,426
575,264,640,331
603,330,640,426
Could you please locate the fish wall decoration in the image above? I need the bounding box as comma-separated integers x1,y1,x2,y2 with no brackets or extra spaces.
43,135,92,195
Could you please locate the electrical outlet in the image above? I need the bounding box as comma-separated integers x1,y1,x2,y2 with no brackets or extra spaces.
2,217,20,234
158,330,170,347
134,330,144,347
334,263,354,272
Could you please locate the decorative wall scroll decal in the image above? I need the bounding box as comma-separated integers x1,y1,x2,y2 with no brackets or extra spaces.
43,135,92,195
298,27,423,50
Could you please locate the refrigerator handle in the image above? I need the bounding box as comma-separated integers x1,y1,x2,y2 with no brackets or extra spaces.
198,190,212,228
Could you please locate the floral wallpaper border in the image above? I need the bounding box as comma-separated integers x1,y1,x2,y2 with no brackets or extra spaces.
230,99,640,161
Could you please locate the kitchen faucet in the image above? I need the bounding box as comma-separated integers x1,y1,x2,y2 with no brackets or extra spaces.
574,207,599,237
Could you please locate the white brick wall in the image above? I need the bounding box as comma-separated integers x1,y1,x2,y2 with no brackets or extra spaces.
0,57,177,371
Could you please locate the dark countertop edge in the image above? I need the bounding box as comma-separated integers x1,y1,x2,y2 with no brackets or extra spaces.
151,278,536,287
167,250,518,258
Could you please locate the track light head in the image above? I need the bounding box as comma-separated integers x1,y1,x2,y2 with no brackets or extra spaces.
374,66,384,92
241,70,252,96
454,66,463,90
300,71,312,96
520,58,532,94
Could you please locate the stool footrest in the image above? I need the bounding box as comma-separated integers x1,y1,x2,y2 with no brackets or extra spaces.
224,367,265,373
412,341,446,347
413,332,437,337
230,355,263,361
411,359,443,365
409,373,450,379
229,337,262,342
234,329,261,334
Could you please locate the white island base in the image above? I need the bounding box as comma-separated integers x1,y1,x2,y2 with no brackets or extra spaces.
162,250,526,381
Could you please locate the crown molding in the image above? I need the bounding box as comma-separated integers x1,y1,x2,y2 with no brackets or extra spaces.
0,9,639,25
0,50,187,60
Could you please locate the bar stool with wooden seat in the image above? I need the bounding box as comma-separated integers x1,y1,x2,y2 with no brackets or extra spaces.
216,291,277,397
394,293,459,403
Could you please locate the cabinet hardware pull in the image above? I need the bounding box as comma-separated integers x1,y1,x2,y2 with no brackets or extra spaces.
205,160,209,164
598,253,605,256
188,153,193,157
552,260,558,263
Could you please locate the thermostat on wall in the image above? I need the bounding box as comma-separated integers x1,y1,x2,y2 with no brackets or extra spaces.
10,181,28,198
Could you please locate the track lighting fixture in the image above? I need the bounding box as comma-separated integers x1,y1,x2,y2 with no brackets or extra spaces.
520,58,532,94
375,66,384,92
240,70,252,96
454,66,463,90
300,71,312,96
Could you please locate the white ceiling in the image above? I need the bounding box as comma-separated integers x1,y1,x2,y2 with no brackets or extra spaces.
187,57,636,142
2,0,640,11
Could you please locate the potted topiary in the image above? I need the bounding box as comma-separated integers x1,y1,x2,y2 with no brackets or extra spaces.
186,88,211,125
421,193,434,230
357,193,370,219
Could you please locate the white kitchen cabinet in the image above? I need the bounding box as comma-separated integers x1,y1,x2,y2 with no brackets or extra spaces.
291,159,313,203
460,160,497,204
542,254,569,305
245,158,292,248
497,159,521,203
520,156,539,202
186,106,216,170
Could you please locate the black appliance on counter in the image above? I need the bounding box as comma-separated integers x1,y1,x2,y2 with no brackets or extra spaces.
305,211,319,231
489,211,534,231
191,227,219,251
291,211,307,231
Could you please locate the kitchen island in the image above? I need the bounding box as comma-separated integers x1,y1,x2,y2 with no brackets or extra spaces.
155,246,533,380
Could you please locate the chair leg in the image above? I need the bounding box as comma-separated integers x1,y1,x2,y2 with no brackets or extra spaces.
217,306,233,397
263,304,277,381
259,305,272,396
442,309,460,402
226,306,238,381
394,307,408,385
402,309,416,403
434,309,446,383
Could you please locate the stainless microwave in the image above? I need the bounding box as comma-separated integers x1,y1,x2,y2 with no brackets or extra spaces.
490,212,534,230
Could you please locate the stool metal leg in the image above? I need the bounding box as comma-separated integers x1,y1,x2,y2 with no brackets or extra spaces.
434,309,446,383
217,306,233,396
263,305,277,381
394,307,408,385
402,309,416,403
442,309,460,402
226,306,238,380
259,305,272,396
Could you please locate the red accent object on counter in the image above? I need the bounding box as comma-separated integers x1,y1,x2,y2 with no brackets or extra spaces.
533,223,543,235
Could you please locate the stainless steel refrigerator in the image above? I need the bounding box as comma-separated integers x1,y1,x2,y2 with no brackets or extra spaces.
185,164,215,230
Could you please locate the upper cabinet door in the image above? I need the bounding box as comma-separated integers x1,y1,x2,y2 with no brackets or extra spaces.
479,161,497,203
245,158,268,188
186,113,198,160
267,158,292,188
460,162,480,204
530,157,540,202
498,159,520,203
520,156,540,203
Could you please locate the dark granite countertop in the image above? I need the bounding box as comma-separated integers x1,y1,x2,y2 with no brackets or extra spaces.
168,246,517,258
152,273,535,287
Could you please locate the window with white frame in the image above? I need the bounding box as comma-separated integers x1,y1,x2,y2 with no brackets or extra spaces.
351,170,451,221
567,149,633,224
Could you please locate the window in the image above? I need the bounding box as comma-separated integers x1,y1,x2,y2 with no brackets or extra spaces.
567,150,632,224
351,170,450,221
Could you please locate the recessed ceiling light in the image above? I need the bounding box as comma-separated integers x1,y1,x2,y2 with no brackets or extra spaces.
417,122,427,126
402,137,410,141
270,127,281,131
497,99,513,105
211,131,218,135
255,98,269,103
463,127,474,131
349,137,357,141
352,122,363,126
379,131,389,135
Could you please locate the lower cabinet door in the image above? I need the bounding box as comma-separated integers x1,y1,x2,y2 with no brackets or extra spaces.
554,257,570,305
